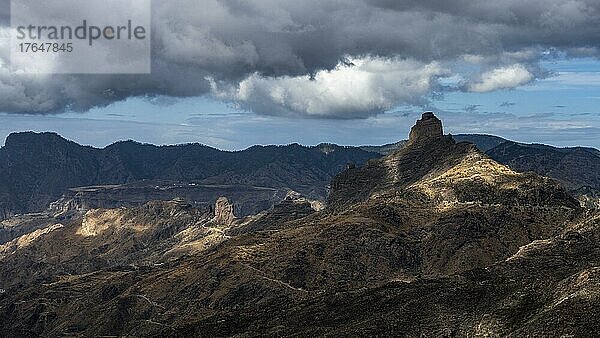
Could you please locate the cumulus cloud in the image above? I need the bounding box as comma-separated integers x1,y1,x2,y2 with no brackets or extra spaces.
209,57,448,118
468,64,534,92
0,0,599,117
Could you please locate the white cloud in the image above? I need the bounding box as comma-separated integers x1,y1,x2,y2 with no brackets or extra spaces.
468,64,534,92
209,57,448,118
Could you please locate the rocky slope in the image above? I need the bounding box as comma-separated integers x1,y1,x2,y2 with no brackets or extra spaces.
1,112,596,336
365,132,600,206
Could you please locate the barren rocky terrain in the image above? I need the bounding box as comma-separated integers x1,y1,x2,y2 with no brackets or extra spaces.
1,113,598,336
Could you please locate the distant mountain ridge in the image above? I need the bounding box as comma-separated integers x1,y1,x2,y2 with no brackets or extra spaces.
361,134,508,154
0,132,379,220
0,130,599,220
486,141,600,192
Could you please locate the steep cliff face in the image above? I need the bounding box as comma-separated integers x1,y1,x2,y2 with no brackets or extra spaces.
329,112,460,210
0,132,115,215
0,178,18,221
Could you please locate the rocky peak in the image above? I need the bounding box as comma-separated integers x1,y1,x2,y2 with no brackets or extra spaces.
408,112,443,145
214,197,236,226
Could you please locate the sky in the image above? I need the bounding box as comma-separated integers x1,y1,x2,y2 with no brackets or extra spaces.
0,0,599,150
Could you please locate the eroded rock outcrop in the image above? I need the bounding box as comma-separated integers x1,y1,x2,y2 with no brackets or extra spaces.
214,197,236,226
408,111,443,145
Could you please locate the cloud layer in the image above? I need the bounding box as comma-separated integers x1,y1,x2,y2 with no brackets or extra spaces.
1,0,599,117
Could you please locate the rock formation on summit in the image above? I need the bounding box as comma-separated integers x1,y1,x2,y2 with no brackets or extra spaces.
408,111,443,145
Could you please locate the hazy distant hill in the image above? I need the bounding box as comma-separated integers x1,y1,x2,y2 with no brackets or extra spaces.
453,134,508,152
362,133,507,155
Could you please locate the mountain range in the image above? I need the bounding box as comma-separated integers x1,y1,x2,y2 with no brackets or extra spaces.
1,112,599,336
0,132,378,220
1,128,598,221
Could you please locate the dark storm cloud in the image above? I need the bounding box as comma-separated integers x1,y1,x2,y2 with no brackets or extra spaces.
1,0,599,117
